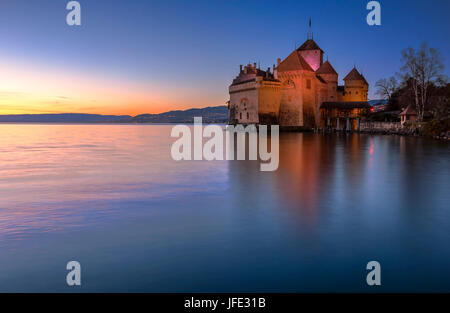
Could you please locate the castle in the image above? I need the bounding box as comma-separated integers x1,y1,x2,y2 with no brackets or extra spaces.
228,27,371,130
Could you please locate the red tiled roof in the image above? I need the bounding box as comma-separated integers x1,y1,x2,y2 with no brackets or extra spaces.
277,50,314,72
316,60,338,75
297,39,323,52
343,67,368,85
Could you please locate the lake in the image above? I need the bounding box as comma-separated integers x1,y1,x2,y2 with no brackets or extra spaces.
0,124,449,292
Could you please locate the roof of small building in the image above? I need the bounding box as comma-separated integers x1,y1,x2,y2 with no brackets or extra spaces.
399,104,418,116
316,60,338,75
343,67,368,85
277,50,314,72
297,39,323,52
320,101,371,109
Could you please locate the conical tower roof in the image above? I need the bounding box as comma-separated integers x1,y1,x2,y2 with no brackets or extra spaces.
277,50,314,72
297,39,323,52
344,67,368,84
316,60,337,75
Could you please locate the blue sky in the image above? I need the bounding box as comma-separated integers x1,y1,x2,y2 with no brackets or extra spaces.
0,0,449,114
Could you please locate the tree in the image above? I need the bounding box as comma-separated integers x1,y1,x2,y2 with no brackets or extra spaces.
375,76,398,101
399,42,445,121
428,83,450,120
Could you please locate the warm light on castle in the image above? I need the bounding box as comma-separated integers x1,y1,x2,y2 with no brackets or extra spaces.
228,23,371,130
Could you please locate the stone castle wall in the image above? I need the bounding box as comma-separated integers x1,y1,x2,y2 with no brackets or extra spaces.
256,78,281,124
278,72,303,126
229,80,259,124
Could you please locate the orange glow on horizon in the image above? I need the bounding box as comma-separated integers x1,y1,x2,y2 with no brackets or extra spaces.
0,57,224,116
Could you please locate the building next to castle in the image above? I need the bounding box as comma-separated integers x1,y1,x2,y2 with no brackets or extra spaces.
228,28,371,130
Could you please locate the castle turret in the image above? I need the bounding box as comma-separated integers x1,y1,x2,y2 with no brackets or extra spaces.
342,67,368,101
316,60,338,101
297,39,324,71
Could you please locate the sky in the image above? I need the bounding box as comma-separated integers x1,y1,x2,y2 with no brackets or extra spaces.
0,0,449,115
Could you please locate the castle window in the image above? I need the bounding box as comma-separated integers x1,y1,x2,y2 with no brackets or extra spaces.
348,91,351,94
247,112,249,119
306,79,311,89
240,113,242,120
356,91,359,94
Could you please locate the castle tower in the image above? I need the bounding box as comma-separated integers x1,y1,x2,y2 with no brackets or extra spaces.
296,19,323,71
228,64,281,125
343,67,368,101
316,60,338,101
296,39,324,71
276,49,315,127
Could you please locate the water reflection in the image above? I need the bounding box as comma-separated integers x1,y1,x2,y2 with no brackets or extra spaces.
0,124,449,292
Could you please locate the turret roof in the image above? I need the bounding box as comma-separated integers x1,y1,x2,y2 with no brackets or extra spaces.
277,50,314,72
316,60,338,75
297,39,323,52
344,67,368,84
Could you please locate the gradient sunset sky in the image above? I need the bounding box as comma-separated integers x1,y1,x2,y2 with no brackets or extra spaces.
0,0,449,116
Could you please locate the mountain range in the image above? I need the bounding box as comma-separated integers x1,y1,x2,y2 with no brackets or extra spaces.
116,106,228,123
0,106,228,123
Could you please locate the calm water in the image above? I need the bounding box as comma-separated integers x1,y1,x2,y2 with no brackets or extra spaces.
0,124,449,292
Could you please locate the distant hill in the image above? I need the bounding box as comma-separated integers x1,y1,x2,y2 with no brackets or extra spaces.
0,113,131,123
368,99,389,113
0,106,228,123
368,99,388,107
116,106,228,123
